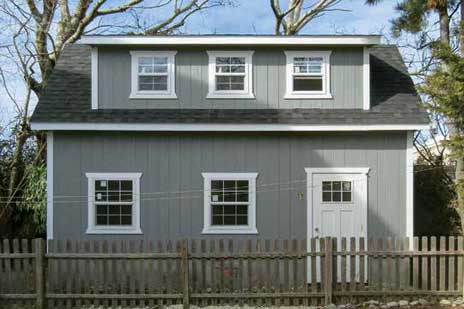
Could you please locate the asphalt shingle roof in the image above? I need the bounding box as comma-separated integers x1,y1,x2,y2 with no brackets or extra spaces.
31,44,428,126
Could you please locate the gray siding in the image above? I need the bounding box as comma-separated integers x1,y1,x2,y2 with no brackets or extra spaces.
53,132,407,241
98,47,363,109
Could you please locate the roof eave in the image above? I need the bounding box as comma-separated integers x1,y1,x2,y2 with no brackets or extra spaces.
79,35,382,46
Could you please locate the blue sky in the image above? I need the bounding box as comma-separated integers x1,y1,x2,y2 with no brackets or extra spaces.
183,0,397,35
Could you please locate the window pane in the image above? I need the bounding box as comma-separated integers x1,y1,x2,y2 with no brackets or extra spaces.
138,57,167,73
212,205,223,215
108,205,120,215
236,215,248,225
231,57,245,64
332,192,341,202
224,180,236,191
108,191,120,202
237,180,248,191
120,192,132,202
95,180,107,191
96,215,107,225
293,76,323,91
332,181,341,191
236,192,248,202
108,216,120,225
230,65,245,73
322,192,332,202
236,205,248,215
211,180,223,191
121,215,132,225
121,205,132,215
342,181,351,192
138,76,168,91
322,181,331,191
96,205,108,215
95,191,107,201
215,76,245,91
121,181,132,191
224,216,236,225
293,57,322,74
216,57,231,65
342,192,352,202
212,215,223,225
224,205,236,215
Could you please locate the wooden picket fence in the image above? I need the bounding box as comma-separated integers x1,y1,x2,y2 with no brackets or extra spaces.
0,237,463,308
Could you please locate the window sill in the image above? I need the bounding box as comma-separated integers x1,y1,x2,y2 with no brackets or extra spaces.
202,227,258,235
86,227,143,235
206,93,256,99
284,93,333,99
129,93,177,99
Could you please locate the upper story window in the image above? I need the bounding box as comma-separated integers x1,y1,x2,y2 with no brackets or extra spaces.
207,51,254,99
86,173,142,234
284,51,332,99
130,51,177,99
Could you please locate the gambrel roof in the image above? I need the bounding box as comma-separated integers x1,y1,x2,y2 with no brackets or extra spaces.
31,44,428,128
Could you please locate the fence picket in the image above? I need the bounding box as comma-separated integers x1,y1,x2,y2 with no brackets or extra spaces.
449,236,455,292
458,237,463,292
421,237,429,290
431,237,437,292
440,236,446,291
413,237,419,289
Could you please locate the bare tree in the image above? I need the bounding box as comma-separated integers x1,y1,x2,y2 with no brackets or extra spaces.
0,0,229,233
270,0,344,35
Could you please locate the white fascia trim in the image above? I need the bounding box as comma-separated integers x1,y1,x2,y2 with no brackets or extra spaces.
305,167,370,175
207,50,254,99
91,48,98,110
406,131,414,241
363,47,370,110
31,123,429,132
80,36,382,46
46,132,54,241
130,50,177,99
284,50,332,99
86,172,143,235
201,172,259,235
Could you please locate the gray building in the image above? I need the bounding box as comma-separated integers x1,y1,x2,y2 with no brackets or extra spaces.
31,35,428,242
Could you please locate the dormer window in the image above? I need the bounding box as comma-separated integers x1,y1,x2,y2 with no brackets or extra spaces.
130,51,177,99
284,51,332,99
207,51,254,99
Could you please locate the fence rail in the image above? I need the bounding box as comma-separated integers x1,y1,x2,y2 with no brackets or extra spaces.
0,237,463,308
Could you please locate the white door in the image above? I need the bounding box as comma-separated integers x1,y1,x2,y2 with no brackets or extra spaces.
306,168,369,282
312,173,366,239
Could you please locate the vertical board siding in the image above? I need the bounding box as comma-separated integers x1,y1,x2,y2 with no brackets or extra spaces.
97,47,363,110
53,131,407,241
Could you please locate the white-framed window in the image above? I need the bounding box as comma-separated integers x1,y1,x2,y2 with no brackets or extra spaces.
129,51,177,99
85,173,142,234
284,51,332,99
201,173,258,234
322,180,353,203
206,51,254,99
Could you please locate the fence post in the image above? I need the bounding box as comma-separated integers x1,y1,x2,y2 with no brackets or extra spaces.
35,238,45,309
181,239,190,309
324,237,333,305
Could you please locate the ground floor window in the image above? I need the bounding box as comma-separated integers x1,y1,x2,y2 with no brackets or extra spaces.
202,172,258,234
86,173,142,234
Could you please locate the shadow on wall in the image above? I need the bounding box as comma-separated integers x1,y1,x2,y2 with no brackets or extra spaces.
414,165,461,236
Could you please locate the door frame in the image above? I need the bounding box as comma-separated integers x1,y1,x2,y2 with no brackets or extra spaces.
305,167,370,241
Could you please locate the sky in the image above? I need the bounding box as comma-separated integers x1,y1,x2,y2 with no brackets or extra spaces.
182,0,397,36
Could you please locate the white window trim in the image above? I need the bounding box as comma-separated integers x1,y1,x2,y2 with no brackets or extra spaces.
85,172,143,234
91,48,98,110
201,172,258,234
206,50,255,99
363,47,370,110
129,51,177,99
284,50,332,99
46,132,54,241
